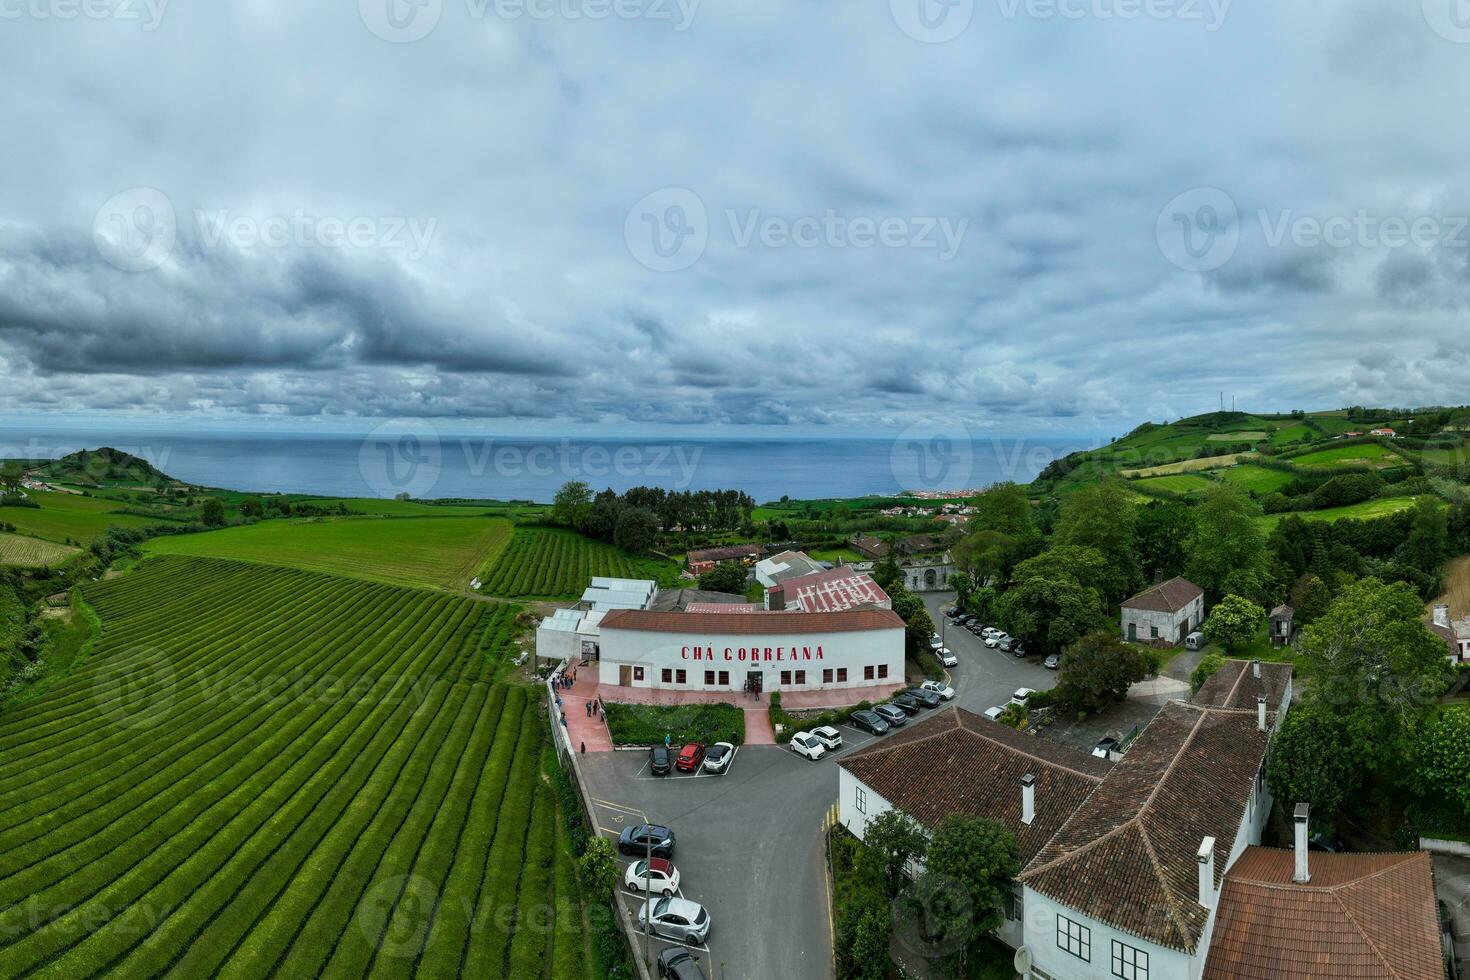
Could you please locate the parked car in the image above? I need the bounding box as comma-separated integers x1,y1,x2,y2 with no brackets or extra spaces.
985,632,1009,648
624,856,681,896
657,948,709,980
981,626,1003,639
938,647,958,667
639,896,711,945
1005,638,1028,657
1010,687,1037,706
983,705,1006,722
929,634,944,650
1092,737,1120,759
702,741,735,774
873,703,908,727
649,745,672,777
1185,631,1206,651
619,824,675,858
921,680,955,700
810,725,843,750
790,731,827,760
907,688,942,709
889,692,923,715
849,710,890,735
945,607,962,620
967,622,986,635
675,743,705,773
1044,654,1061,670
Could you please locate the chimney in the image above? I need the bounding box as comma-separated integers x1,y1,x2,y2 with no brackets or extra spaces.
1197,836,1216,907
1257,696,1267,732
1021,773,1036,826
1434,604,1450,628
1252,659,1261,679
1293,803,1311,883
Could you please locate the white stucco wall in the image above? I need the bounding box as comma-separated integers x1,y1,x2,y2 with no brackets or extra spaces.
1121,595,1204,645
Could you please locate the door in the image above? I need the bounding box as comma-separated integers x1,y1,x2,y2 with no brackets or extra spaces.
619,665,632,686
747,670,763,693
1127,622,1137,642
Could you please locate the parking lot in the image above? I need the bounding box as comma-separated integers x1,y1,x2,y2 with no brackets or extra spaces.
576,592,1055,980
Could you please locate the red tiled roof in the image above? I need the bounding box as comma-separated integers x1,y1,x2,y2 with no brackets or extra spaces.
1122,576,1203,613
599,607,905,634
1191,660,1293,711
686,544,760,564
771,566,889,613
1019,701,1273,953
683,602,766,614
1204,848,1442,980
840,707,1110,864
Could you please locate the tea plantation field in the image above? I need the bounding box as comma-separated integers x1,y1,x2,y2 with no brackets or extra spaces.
0,556,595,979
0,531,80,568
477,527,679,599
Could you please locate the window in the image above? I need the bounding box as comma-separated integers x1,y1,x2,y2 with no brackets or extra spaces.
718,670,729,686
675,669,687,684
780,671,791,685
1057,915,1091,962
855,787,867,814
864,665,875,680
1150,625,1159,639
1111,940,1148,980
823,668,834,684
837,668,848,683
661,668,672,683
795,671,806,684
634,666,644,681
1006,888,1022,922
878,664,889,679
704,670,715,686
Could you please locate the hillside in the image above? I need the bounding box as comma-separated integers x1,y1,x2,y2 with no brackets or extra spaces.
29,447,177,488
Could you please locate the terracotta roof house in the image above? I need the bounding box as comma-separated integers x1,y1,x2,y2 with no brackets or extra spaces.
1190,659,1293,713
1427,603,1470,663
1204,845,1442,980
685,543,760,575
1121,576,1206,646
851,534,890,560
896,533,944,556
838,706,1111,948
1370,427,1397,438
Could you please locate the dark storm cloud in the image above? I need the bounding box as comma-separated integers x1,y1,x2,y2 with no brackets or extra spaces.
1,2,1468,431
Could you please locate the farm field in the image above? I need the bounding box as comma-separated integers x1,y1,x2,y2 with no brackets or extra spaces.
1205,431,1267,442
1410,445,1470,466
0,532,80,568
478,527,680,599
1216,464,1295,494
0,556,594,979
1430,554,1470,624
1122,452,1256,478
143,516,512,592
0,492,159,544
1133,474,1216,495
1256,495,1432,530
1289,443,1404,469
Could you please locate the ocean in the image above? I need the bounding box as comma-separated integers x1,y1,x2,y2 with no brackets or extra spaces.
0,426,1096,503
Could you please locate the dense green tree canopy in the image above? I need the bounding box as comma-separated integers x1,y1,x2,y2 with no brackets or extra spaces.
1185,484,1269,602
1054,632,1149,715
1203,594,1265,652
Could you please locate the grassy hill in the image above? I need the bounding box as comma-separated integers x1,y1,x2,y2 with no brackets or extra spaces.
30,447,176,488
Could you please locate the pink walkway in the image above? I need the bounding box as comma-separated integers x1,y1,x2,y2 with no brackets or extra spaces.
553,661,612,752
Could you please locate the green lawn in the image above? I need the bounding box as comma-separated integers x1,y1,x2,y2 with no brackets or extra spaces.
1411,445,1470,466
1206,431,1267,442
1289,443,1403,469
0,491,160,544
1134,474,1217,495
1256,496,1433,530
1216,464,1294,494
143,516,512,591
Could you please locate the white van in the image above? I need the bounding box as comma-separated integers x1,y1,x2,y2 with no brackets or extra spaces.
1185,631,1206,651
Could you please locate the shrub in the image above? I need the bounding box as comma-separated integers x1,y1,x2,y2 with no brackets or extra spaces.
1191,653,1225,694
602,701,745,746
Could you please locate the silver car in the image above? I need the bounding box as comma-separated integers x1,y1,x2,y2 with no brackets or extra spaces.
639,896,712,944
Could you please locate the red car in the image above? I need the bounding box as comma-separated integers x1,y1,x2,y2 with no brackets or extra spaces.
675,743,705,772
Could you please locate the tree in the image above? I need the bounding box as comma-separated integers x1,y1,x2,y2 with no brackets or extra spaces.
963,585,998,624
1012,545,1125,605
239,498,263,518
201,498,226,527
855,809,929,900
577,837,619,896
1054,632,1149,715
870,554,903,592
845,902,891,980
1190,652,1225,694
995,575,1106,656
1410,709,1470,824
612,506,659,554
697,561,748,595
1400,497,1449,573
1185,484,1269,602
947,570,973,609
1136,501,1192,584
915,815,1020,975
0,462,23,495
1289,573,1332,626
552,480,593,528
1203,594,1265,652
967,482,1033,537
1052,479,1140,601
1265,702,1362,829
890,588,936,655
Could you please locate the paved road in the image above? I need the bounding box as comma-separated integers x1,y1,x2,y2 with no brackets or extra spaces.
575,592,1055,980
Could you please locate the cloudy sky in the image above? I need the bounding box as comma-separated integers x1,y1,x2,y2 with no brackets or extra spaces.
1,0,1469,437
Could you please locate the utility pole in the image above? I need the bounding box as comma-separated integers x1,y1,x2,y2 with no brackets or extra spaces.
644,833,652,968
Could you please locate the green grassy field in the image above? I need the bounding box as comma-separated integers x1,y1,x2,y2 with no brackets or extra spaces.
0,492,160,544
477,527,680,599
1216,464,1295,494
0,556,594,979
1205,431,1267,442
1133,474,1217,495
1256,495,1432,530
0,532,81,568
1288,443,1403,469
143,517,513,592
1411,445,1470,466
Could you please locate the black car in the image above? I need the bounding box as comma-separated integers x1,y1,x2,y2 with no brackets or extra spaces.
1002,637,1027,657
907,688,942,708
889,692,923,715
650,745,671,777
657,947,709,980
849,710,890,735
967,622,985,635
619,823,676,858
873,703,908,727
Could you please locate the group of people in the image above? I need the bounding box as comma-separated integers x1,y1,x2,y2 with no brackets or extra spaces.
555,668,578,689
584,698,603,719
